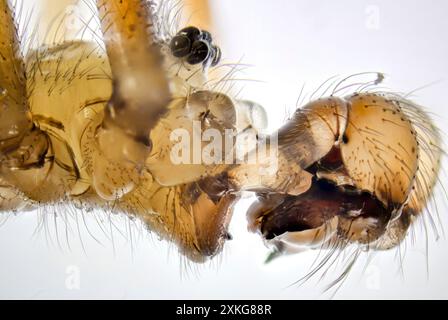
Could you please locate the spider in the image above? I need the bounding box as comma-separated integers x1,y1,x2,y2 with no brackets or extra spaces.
0,0,443,283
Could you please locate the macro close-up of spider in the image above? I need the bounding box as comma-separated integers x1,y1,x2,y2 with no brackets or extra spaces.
1,0,448,301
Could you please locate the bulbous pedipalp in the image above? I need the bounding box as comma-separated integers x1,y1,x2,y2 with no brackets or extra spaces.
247,92,441,255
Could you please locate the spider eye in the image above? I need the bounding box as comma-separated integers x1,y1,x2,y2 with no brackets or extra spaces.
169,35,192,58
199,30,212,42
178,26,201,41
210,45,221,67
187,40,211,65
172,27,220,66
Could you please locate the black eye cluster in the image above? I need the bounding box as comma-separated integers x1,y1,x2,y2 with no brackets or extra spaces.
169,26,221,67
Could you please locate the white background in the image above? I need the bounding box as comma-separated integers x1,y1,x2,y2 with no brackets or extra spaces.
1,0,448,299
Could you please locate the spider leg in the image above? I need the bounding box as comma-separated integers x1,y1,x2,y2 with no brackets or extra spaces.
96,0,171,147
0,0,33,154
